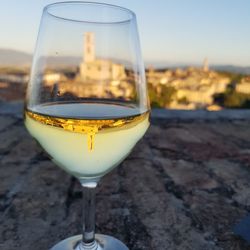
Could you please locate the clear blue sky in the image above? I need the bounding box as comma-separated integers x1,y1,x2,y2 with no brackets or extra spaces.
1,0,250,66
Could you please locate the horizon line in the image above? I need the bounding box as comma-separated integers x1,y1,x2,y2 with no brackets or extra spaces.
0,47,250,68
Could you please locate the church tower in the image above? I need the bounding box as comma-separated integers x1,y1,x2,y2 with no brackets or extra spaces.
84,32,95,63
203,58,209,72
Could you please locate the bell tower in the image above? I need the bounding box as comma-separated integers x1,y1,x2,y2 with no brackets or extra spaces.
203,58,209,72
84,32,95,63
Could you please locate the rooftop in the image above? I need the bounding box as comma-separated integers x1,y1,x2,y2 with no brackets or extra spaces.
1,101,250,249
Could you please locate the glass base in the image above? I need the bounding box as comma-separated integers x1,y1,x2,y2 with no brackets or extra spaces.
50,234,129,250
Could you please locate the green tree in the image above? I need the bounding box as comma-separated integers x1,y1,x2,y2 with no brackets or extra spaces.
148,83,176,108
214,86,250,109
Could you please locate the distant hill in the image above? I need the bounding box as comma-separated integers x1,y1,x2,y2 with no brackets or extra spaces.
0,49,250,74
0,49,32,66
211,65,250,75
147,62,250,75
0,49,81,67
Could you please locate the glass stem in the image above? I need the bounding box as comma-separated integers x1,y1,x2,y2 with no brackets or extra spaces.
79,183,98,250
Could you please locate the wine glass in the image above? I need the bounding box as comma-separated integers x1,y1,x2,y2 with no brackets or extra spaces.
25,2,150,250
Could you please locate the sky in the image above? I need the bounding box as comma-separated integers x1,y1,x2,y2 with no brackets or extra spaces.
1,0,250,66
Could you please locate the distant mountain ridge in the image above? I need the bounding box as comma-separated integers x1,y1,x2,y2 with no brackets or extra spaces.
0,49,32,66
211,65,250,75
147,61,250,75
0,49,250,74
0,49,82,67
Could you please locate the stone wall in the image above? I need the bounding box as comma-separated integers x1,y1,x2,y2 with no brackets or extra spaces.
1,102,250,249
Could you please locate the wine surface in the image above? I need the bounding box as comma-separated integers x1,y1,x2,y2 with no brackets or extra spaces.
25,102,149,178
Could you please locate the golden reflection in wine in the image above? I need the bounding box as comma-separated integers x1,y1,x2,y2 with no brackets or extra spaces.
25,108,149,151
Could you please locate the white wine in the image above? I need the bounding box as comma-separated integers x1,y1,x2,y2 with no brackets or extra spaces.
25,102,149,178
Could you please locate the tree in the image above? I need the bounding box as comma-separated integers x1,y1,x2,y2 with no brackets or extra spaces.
214,86,250,109
148,83,176,108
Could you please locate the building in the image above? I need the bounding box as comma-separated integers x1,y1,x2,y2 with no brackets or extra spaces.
79,32,126,81
236,78,250,94
42,32,134,100
146,64,231,109
203,58,209,72
43,73,62,85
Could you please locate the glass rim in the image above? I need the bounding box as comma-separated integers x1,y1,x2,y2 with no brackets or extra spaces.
44,1,136,24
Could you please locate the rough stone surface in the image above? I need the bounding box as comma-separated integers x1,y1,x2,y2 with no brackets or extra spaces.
1,102,250,250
